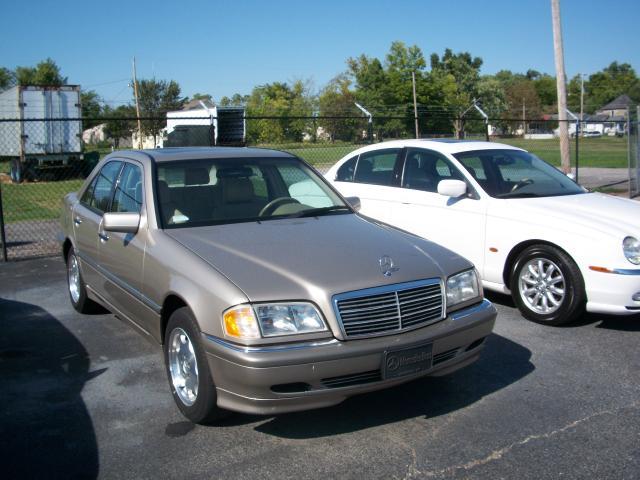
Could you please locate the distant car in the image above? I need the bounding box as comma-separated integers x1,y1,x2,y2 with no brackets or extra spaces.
582,131,602,137
326,140,640,326
60,147,496,423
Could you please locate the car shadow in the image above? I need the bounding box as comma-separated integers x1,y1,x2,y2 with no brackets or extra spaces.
0,298,103,479
217,333,533,439
484,290,640,332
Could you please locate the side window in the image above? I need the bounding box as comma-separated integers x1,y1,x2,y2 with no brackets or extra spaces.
353,149,400,186
456,156,487,181
402,149,464,193
112,163,143,213
277,164,333,208
335,155,358,182
80,176,98,205
89,161,123,212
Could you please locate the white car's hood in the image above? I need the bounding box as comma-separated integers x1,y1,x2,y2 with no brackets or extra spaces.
491,192,640,240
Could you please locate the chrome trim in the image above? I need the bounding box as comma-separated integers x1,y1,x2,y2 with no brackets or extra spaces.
450,299,494,321
77,251,162,314
204,334,339,353
612,268,640,276
332,278,445,339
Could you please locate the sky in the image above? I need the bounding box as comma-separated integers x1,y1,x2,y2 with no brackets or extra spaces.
2,0,638,107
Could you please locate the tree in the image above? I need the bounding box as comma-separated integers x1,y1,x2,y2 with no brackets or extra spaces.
137,78,186,146
585,62,640,111
219,93,249,106
0,67,15,91
15,58,67,86
189,93,213,103
103,104,136,148
318,74,359,142
81,90,103,128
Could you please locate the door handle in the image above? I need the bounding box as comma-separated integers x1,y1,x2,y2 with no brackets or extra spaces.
98,231,109,242
73,216,83,226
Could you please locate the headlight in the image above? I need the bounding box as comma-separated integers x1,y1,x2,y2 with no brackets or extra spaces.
623,236,640,265
223,303,328,340
446,269,481,307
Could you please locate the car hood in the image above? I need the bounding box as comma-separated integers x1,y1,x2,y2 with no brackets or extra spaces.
491,192,640,239
165,214,471,303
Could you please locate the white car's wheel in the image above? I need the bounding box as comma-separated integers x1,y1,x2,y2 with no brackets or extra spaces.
510,245,585,326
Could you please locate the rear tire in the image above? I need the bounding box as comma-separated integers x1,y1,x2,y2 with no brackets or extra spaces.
510,244,585,326
67,246,99,313
164,307,226,424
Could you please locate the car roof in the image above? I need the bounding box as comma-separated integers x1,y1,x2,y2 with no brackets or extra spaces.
105,146,298,163
347,139,526,156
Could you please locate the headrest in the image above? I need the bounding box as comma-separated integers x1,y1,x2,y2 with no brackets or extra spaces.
185,167,210,185
222,178,254,204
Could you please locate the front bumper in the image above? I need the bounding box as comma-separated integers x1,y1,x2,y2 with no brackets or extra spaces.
585,268,640,315
202,299,497,415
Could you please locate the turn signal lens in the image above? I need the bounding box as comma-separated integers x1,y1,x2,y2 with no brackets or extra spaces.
223,306,260,339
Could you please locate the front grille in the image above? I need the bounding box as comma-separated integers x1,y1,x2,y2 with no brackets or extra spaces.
334,279,444,338
321,370,382,388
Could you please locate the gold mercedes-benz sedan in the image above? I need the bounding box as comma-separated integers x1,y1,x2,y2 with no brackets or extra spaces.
60,147,496,424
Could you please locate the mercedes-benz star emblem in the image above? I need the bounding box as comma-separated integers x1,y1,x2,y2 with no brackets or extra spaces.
379,255,399,277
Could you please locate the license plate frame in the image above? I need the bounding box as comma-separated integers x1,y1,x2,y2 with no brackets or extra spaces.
383,343,433,380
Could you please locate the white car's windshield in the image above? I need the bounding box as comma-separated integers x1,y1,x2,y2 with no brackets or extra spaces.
156,157,349,228
453,149,586,198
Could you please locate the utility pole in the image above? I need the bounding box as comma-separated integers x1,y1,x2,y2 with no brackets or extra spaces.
551,0,571,173
412,71,419,139
522,97,526,136
132,57,143,149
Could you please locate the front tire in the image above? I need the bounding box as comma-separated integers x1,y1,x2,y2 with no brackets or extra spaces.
164,307,225,424
510,244,585,326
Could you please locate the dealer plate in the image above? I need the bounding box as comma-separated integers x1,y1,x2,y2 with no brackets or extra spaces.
383,343,433,379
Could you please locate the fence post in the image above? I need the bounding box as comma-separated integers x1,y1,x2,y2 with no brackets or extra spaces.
575,120,579,183
0,182,7,262
628,107,632,199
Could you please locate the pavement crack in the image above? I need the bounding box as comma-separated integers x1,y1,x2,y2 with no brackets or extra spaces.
405,401,640,479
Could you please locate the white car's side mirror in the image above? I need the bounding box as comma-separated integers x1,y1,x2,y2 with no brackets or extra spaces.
437,179,467,198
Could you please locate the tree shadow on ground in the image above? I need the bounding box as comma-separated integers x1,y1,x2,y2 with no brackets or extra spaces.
225,333,533,439
0,298,103,479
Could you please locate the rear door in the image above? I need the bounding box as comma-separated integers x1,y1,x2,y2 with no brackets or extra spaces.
330,148,402,223
72,160,123,288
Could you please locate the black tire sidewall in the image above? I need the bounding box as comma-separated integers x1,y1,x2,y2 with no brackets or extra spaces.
163,307,220,424
511,245,585,326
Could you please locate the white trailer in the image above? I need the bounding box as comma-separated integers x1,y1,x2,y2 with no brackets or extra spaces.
0,85,84,182
161,104,245,147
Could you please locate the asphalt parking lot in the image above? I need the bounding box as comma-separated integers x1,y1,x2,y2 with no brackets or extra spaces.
1,257,639,479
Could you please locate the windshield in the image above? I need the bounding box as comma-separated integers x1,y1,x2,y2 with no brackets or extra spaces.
453,149,586,198
156,157,349,228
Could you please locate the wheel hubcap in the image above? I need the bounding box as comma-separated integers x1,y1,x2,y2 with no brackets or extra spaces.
68,254,81,304
168,328,199,406
518,257,566,314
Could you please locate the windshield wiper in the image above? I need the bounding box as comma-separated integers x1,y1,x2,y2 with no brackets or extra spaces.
289,205,352,218
495,192,542,199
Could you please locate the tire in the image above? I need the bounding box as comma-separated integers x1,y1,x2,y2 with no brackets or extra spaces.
164,307,226,424
10,158,23,184
66,246,99,313
510,244,585,326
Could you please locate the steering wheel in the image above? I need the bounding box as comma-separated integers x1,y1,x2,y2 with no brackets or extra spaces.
510,178,534,193
259,197,301,217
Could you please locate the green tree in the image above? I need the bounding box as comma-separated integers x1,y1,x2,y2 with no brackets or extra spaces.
103,104,136,148
219,93,249,106
15,58,67,85
81,90,103,128
318,74,359,142
137,78,186,145
584,62,640,111
0,67,15,91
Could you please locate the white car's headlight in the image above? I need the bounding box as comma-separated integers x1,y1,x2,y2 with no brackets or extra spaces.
223,303,328,340
623,236,640,265
446,269,481,307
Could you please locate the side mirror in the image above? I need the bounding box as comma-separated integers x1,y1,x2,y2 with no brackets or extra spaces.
103,212,140,234
437,179,467,198
345,196,361,212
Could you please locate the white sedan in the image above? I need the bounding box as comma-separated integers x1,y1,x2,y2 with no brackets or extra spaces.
326,139,640,325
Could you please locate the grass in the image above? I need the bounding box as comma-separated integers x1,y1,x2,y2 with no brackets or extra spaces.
0,136,630,225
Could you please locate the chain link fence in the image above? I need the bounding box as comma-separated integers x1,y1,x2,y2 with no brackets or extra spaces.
0,113,635,261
